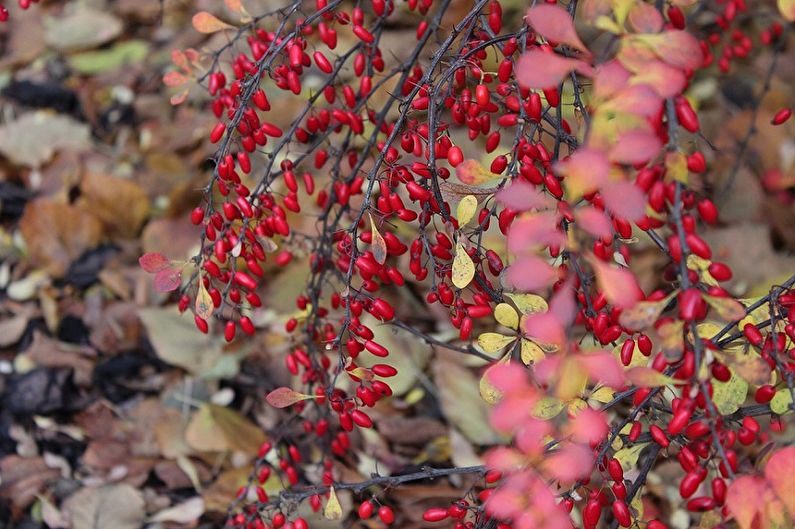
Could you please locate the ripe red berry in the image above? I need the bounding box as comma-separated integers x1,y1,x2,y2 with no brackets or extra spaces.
772,108,792,125
378,505,395,524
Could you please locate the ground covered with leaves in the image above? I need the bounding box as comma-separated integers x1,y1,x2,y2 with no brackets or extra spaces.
0,1,794,529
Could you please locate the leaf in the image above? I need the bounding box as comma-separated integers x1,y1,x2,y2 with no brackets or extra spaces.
479,356,511,404
704,295,746,322
532,397,566,419
619,292,676,330
63,484,145,529
496,180,556,211
520,339,545,365
0,112,90,167
714,351,771,386
79,172,150,237
779,0,795,20
608,130,663,166
516,48,594,89
225,0,246,13
712,370,748,415
195,281,214,320
494,303,519,329
477,332,517,354
627,2,664,33
626,367,676,388
579,351,626,388
665,151,688,184
452,243,475,289
150,497,205,524
658,320,685,361
504,256,557,292
525,5,589,54
154,267,182,292
456,195,478,225
434,350,501,444
632,31,703,70
556,356,589,401
556,148,610,200
19,199,103,277
369,214,387,265
574,206,613,239
505,292,549,315
44,8,123,52
614,442,650,470
68,40,150,75
185,404,267,454
164,71,189,87
139,252,170,273
765,446,795,516
455,159,500,185
589,256,642,309
192,11,234,33
727,476,767,529
324,487,343,520
770,390,794,415
265,387,315,408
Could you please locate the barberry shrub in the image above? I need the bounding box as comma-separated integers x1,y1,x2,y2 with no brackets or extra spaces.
141,0,795,528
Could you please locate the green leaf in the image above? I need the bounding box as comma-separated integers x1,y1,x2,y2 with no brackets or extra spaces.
68,40,150,74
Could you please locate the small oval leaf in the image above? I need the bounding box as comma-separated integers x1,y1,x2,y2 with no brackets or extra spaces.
265,387,315,408
192,11,234,33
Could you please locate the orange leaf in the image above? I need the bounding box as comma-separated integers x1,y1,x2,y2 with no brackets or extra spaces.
455,159,499,185
163,71,188,87
192,11,234,33
727,476,767,529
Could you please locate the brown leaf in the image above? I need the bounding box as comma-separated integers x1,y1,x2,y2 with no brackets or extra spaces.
63,484,145,529
184,404,267,455
0,455,60,514
23,331,95,385
19,199,103,276
79,173,150,238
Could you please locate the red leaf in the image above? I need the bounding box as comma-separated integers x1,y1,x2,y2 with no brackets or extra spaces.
601,181,647,222
265,387,314,408
139,252,170,273
525,5,589,54
589,257,643,309
516,49,593,90
153,267,182,292
765,446,795,517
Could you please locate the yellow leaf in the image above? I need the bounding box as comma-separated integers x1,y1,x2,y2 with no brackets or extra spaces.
494,303,519,329
770,390,793,415
479,355,510,404
192,12,234,33
557,357,588,401
477,332,516,354
452,243,475,289
504,292,548,315
614,442,650,469
369,213,387,265
567,398,588,415
195,280,214,320
589,386,616,404
665,151,688,184
324,487,342,520
658,320,685,361
778,0,795,21
520,339,545,365
594,15,624,34
704,295,746,322
533,397,565,419
456,195,478,226
712,370,748,415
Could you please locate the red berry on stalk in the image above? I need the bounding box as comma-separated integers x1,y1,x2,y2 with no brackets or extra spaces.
378,505,395,524
772,108,792,125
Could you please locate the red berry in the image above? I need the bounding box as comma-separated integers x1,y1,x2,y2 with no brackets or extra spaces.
378,505,395,524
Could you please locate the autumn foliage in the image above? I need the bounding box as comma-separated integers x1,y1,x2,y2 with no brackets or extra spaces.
130,0,795,528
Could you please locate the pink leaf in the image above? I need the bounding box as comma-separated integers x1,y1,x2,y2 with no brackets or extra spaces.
593,60,631,100
632,60,686,99
555,148,610,198
496,181,556,212
515,417,553,454
567,408,608,444
765,446,795,517
601,180,647,222
574,206,613,239
655,30,704,70
627,3,664,33
726,476,767,529
139,252,170,273
507,213,565,253
516,49,594,90
549,283,577,329
153,267,182,292
609,129,662,165
526,5,589,54
504,256,557,292
589,257,643,309
523,311,565,347
265,387,314,408
486,362,530,393
608,85,664,117
578,351,626,388
544,443,593,483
